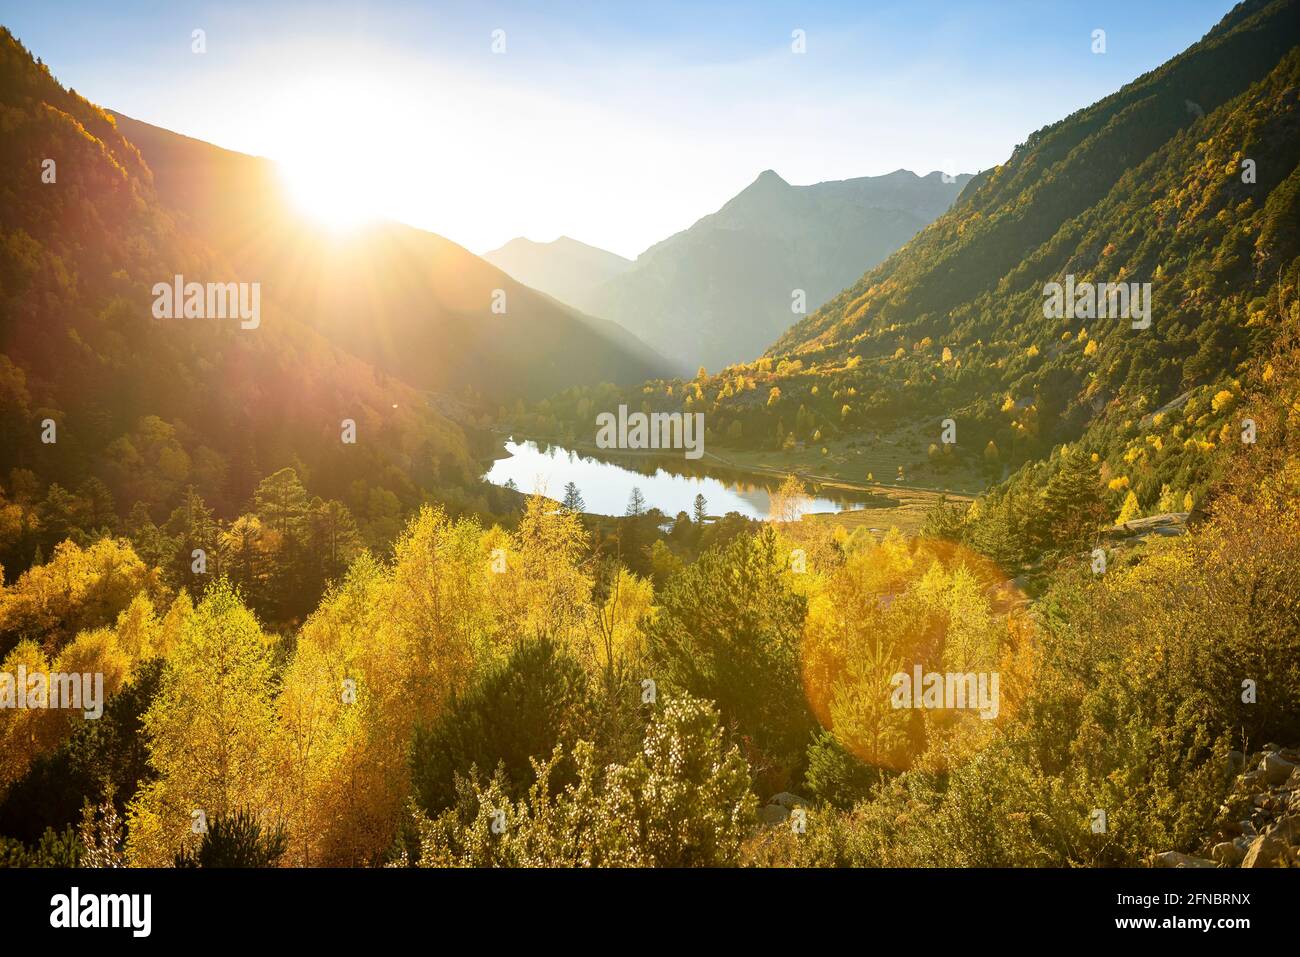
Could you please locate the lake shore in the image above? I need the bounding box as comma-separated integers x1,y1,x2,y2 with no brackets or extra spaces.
487,431,977,531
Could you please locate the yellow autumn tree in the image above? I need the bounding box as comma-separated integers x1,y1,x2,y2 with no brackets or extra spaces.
585,567,654,674
504,494,592,648
0,639,54,788
1116,490,1141,525
0,537,157,652
127,579,278,866
271,551,418,866
769,474,811,524
0,621,134,790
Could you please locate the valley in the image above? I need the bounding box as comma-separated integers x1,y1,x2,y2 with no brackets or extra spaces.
0,0,1297,889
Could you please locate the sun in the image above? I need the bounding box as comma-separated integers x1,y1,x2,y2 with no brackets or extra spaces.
278,151,381,231
268,74,401,232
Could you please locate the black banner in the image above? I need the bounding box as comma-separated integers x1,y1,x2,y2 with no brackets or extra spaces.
0,866,1285,943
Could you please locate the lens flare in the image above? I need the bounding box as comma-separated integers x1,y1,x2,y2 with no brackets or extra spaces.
800,536,1032,773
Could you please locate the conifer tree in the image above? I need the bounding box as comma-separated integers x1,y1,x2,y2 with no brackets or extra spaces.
561,482,586,513
625,487,646,518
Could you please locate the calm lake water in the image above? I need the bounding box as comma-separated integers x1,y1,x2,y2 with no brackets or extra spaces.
484,439,880,520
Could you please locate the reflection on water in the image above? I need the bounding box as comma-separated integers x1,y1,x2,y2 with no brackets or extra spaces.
484,439,879,520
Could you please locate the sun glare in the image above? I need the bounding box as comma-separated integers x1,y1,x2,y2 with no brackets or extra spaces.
268,75,403,231
279,152,381,230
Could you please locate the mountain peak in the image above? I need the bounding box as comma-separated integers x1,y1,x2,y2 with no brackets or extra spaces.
753,169,789,187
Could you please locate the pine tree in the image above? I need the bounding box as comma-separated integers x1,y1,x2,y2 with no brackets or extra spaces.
693,493,708,525
253,467,310,539
308,497,361,584
561,482,586,513
1035,449,1106,552
626,487,647,518
165,487,219,583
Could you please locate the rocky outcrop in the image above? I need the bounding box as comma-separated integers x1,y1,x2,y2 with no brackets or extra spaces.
1160,745,1300,868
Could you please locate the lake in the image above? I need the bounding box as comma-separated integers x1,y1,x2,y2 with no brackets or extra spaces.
483,438,882,520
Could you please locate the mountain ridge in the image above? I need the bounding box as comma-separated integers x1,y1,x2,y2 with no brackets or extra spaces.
482,234,634,320
487,167,973,370
516,0,1300,570
109,111,674,403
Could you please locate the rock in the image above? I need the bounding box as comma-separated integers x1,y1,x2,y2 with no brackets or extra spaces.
1261,752,1297,786
1154,851,1217,868
1263,742,1282,753
1227,750,1246,776
1241,835,1287,868
1241,769,1265,789
1240,820,1258,836
768,792,810,810
758,804,790,826
1211,841,1245,866
1265,816,1300,844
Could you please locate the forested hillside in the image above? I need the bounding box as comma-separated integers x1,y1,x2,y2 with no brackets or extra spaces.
112,113,672,403
521,0,1300,567
0,28,499,606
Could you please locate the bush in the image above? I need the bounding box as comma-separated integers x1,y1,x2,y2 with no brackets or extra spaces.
805,731,878,809
410,636,596,815
174,809,288,868
411,694,757,867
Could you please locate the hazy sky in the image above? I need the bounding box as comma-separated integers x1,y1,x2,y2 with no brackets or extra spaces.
2,0,1230,257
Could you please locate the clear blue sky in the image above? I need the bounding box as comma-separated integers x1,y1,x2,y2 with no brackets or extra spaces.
0,0,1233,256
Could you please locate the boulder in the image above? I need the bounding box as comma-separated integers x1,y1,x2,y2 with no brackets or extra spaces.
1261,752,1297,787
1265,815,1300,844
1154,851,1216,868
1211,841,1245,866
1241,835,1287,868
768,792,810,810
758,804,790,826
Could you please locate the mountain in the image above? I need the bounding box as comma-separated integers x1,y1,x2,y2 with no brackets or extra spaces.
0,27,488,557
568,169,972,370
525,0,1300,565
743,0,1300,552
108,114,672,405
483,236,633,314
